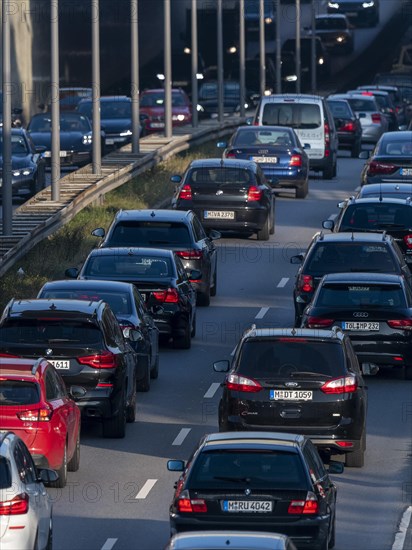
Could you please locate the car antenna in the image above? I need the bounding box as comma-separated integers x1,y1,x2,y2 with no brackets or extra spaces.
379,183,383,202
150,210,155,217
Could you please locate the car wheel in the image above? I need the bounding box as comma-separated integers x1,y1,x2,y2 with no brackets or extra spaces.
197,286,211,307
103,393,126,438
191,311,197,338
322,161,334,180
50,444,67,488
150,352,159,379
136,354,151,392
210,265,217,297
126,389,136,423
296,179,308,199
173,318,191,349
345,434,365,468
257,215,270,241
404,365,412,380
269,203,275,234
67,431,80,472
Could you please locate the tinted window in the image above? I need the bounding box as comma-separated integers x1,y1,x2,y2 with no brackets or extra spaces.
107,221,192,247
189,167,253,185
0,134,29,154
327,100,352,119
262,103,321,129
41,289,132,316
45,370,59,401
346,98,376,112
0,380,40,405
78,100,131,119
340,204,412,230
315,283,406,308
140,92,187,107
84,254,173,279
233,129,294,147
237,339,344,377
0,457,11,488
188,450,307,490
316,17,347,29
381,140,412,156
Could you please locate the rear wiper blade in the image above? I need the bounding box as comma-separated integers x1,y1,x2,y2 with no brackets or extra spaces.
289,371,331,378
213,476,252,483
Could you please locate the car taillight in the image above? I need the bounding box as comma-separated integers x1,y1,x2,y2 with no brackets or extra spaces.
17,407,52,422
324,122,330,153
226,374,262,393
403,234,412,249
367,160,397,176
298,274,313,293
336,441,354,448
226,151,237,158
289,154,302,167
321,376,357,394
371,113,381,123
247,185,262,201
340,121,355,132
288,492,319,515
175,250,203,260
0,352,18,358
178,184,192,201
387,319,412,330
78,351,117,369
253,121,259,126
306,316,334,329
0,493,29,516
177,498,207,513
152,288,179,303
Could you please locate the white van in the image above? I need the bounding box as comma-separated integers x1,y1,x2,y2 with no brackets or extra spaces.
253,94,338,179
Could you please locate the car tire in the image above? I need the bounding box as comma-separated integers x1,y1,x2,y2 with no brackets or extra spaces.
257,215,270,241
345,434,365,468
136,354,151,392
270,203,275,234
126,389,136,423
103,394,126,438
210,266,217,297
197,286,211,307
67,431,80,472
296,179,308,199
150,352,159,379
50,444,67,488
191,312,197,338
322,161,334,180
405,365,412,380
173,319,191,349
351,140,361,158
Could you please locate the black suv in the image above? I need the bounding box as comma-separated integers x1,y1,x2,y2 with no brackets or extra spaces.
322,197,412,266
291,232,412,326
301,272,412,380
214,326,367,467
0,299,138,438
92,209,220,306
167,431,343,549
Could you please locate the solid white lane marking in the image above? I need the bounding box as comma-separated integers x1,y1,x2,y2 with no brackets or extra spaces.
255,307,269,319
392,506,412,550
135,479,157,499
277,278,289,288
203,382,221,399
101,539,118,550
172,428,191,446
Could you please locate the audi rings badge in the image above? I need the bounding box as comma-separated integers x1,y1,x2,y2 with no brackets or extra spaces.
353,312,369,318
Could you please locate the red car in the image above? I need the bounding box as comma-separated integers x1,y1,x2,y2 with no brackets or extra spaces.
0,357,82,488
140,88,192,134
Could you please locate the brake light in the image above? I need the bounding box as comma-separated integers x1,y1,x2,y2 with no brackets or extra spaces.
152,288,179,303
175,250,203,260
288,492,318,515
0,353,18,358
321,376,357,394
78,351,117,369
178,184,192,201
177,498,207,513
247,185,263,201
0,494,29,516
306,316,334,329
403,235,412,249
253,121,259,126
226,151,237,158
324,122,330,153
226,373,262,393
367,160,397,176
371,113,381,124
340,121,355,132
289,154,302,167
387,319,412,330
298,274,313,293
336,441,354,448
17,407,52,422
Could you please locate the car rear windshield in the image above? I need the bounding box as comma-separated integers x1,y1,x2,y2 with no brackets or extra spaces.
188,167,254,185
327,100,352,119
84,255,173,279
40,290,132,315
345,97,377,112
306,243,398,275
381,139,412,156
237,339,344,377
261,103,321,129
316,17,347,30
0,457,12,489
188,450,307,490
107,221,192,247
340,204,412,230
77,100,131,119
0,380,40,405
315,283,407,308
0,320,104,347
233,129,294,147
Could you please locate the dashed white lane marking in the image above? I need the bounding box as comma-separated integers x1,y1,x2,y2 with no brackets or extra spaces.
172,428,191,446
135,479,157,499
392,506,412,550
203,382,221,398
101,539,118,550
255,307,269,319
277,277,289,288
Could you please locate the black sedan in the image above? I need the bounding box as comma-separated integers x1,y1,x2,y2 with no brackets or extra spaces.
197,81,253,119
356,183,412,200
360,131,412,186
301,272,412,380
27,112,94,167
67,247,198,350
37,279,160,391
171,158,275,240
217,126,309,198
0,128,46,198
327,98,362,157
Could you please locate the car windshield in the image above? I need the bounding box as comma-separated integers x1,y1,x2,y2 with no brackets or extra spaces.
233,129,294,147
0,457,11,489
315,283,407,308
140,93,187,107
345,98,376,112
187,450,306,490
29,114,90,133
262,103,321,129
327,101,352,119
40,290,132,315
199,83,240,99
189,167,253,185
0,380,40,405
340,204,412,230
237,339,344,377
84,255,173,279
0,320,104,346
78,100,131,119
0,135,29,154
380,140,412,156
316,17,347,30
107,221,192,247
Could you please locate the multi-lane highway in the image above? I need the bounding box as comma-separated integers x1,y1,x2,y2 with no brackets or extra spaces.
49,149,412,550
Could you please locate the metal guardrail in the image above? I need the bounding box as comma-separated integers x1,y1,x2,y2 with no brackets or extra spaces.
0,116,246,277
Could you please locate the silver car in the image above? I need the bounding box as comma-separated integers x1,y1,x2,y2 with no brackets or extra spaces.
0,432,58,550
164,531,297,550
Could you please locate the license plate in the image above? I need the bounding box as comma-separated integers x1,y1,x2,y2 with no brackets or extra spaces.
204,211,235,219
59,151,67,157
48,360,70,370
270,390,313,401
105,138,114,145
252,156,278,163
222,500,273,513
346,12,358,17
400,168,412,176
343,321,380,331
151,122,165,128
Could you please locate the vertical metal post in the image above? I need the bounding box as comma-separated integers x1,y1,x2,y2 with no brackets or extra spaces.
2,0,12,235
164,0,172,138
131,0,140,153
259,0,265,97
51,0,60,201
239,0,246,117
311,0,317,94
295,0,301,94
217,0,224,123
92,0,101,175
275,0,281,94
191,0,198,128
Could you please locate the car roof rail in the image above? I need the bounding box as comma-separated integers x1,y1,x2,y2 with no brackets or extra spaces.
32,357,45,375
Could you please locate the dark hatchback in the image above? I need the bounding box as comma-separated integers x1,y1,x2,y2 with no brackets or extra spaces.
0,299,138,438
171,158,275,240
69,247,197,350
301,272,412,380
322,197,412,265
167,431,342,550
92,209,220,307
37,279,160,391
327,0,379,27
214,326,367,467
356,182,412,200
290,232,412,326
217,126,309,198
326,98,362,157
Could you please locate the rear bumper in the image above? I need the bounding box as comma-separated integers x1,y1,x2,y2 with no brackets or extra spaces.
337,132,359,148
261,168,307,189
44,150,91,166
196,207,269,233
351,339,412,367
308,155,333,171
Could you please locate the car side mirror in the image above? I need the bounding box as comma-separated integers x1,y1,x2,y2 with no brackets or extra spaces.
69,385,87,400
245,116,254,125
290,254,304,264
208,229,221,240
322,220,334,231
216,141,227,148
187,268,202,280
362,363,379,376
65,267,79,278
38,468,59,484
126,328,143,342
167,460,185,472
359,151,369,159
170,174,182,183
91,227,105,238
213,360,230,373
328,461,344,474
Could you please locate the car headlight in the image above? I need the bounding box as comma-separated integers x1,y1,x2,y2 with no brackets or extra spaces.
156,73,165,81
197,104,204,112
12,168,33,177
362,1,374,7
82,134,92,144
318,57,324,65
336,35,346,42
196,73,204,80
120,129,132,136
328,2,339,8
265,17,273,24
172,114,186,122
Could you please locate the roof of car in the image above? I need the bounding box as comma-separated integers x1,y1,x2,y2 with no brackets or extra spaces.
313,231,393,243
167,531,291,550
189,158,258,171
329,93,376,102
2,298,106,318
240,326,345,342
316,14,348,19
357,183,412,197
113,209,193,222
236,125,295,133
39,279,137,292
342,197,412,206
0,357,47,378
380,130,412,141
202,431,305,448
78,96,131,103
141,88,186,94
260,93,324,102
86,247,175,258
321,272,403,284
